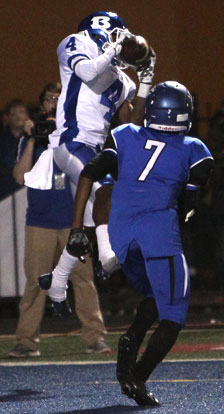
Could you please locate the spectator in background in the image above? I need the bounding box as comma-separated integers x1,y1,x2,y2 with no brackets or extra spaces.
9,82,110,358
0,99,29,199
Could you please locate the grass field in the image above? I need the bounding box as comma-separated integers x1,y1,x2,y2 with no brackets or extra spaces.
1,329,224,363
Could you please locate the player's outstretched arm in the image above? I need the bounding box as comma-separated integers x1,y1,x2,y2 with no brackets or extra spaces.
125,46,157,126
74,36,126,83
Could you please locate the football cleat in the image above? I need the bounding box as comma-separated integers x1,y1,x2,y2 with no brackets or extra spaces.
121,380,160,407
51,299,72,319
38,272,52,290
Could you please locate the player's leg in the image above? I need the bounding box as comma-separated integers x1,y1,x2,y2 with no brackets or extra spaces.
93,184,120,273
39,143,98,309
54,145,117,274
134,253,190,383
116,298,158,379
116,242,159,406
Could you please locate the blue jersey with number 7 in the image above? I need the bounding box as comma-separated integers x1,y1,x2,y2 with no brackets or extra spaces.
108,123,213,262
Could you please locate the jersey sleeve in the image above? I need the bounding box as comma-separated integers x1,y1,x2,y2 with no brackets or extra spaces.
189,138,213,168
186,139,214,190
111,123,139,148
57,34,96,72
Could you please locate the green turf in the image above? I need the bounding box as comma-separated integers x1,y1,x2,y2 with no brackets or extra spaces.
0,329,224,362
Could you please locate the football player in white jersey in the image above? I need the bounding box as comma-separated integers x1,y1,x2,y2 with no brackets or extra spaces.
34,11,156,315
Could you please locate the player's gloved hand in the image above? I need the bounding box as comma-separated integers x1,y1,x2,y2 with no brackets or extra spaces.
66,228,91,263
136,46,157,85
136,46,156,98
178,189,198,225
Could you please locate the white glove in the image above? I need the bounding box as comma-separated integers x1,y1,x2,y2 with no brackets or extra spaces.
111,42,123,56
136,46,156,97
136,46,156,84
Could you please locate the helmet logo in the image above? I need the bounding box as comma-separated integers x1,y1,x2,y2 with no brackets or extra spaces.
90,16,111,30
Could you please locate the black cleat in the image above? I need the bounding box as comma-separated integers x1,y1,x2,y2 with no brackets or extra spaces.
51,299,72,319
121,380,160,407
38,272,52,290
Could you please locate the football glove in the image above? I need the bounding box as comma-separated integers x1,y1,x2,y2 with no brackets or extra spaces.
178,189,198,225
136,46,156,85
185,209,195,222
66,228,91,263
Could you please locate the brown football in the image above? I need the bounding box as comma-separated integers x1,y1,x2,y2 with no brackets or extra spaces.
120,35,149,66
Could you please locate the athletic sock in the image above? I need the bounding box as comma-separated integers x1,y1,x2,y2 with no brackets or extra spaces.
116,298,158,383
95,224,120,273
48,248,78,302
134,319,181,382
127,298,158,349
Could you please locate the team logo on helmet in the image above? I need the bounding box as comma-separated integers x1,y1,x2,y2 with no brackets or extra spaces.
78,11,127,53
90,16,112,30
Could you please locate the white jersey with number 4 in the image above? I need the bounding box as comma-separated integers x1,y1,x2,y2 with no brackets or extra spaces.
49,33,136,149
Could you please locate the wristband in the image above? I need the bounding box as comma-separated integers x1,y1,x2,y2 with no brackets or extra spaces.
137,82,151,98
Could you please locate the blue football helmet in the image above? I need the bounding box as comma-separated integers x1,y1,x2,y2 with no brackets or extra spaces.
145,81,193,133
78,11,127,52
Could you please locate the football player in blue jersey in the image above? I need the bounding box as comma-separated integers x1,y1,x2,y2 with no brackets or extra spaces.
65,81,214,406
33,11,156,315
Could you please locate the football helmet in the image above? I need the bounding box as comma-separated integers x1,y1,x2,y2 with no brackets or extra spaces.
78,11,127,52
145,81,193,132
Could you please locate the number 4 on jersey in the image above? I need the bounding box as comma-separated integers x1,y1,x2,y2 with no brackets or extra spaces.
137,140,166,181
66,36,76,51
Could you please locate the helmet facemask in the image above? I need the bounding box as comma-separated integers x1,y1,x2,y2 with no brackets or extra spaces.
102,28,133,68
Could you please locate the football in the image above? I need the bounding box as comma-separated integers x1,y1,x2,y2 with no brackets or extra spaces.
120,35,149,66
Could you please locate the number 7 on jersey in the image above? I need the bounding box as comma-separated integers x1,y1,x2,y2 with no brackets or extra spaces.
137,140,166,182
